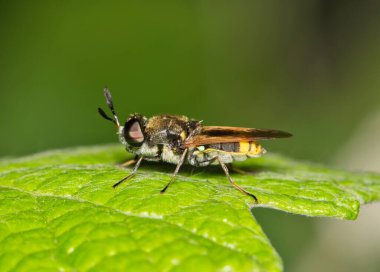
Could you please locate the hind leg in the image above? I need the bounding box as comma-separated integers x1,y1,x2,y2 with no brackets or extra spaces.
218,158,258,203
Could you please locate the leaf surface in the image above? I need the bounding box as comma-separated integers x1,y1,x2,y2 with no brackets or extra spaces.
0,145,379,271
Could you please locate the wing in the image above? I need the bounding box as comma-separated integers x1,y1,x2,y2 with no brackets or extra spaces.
182,126,292,148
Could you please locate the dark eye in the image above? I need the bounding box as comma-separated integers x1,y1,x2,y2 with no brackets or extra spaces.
124,119,145,145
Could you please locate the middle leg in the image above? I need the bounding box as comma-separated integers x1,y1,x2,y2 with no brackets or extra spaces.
160,149,188,194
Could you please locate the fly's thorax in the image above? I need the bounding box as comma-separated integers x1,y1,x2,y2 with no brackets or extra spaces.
144,115,201,148
135,142,160,158
161,145,182,164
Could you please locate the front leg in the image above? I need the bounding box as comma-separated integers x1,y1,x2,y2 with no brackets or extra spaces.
120,155,139,168
113,156,144,188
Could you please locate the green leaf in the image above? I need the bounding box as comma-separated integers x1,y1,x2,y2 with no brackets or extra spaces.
0,145,379,271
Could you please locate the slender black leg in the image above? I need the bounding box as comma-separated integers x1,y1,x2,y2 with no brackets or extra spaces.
113,156,144,188
160,149,188,194
217,158,258,203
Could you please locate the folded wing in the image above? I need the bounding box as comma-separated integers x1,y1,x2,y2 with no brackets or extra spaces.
182,126,292,148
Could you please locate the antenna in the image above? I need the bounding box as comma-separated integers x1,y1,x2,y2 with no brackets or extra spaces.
98,87,120,127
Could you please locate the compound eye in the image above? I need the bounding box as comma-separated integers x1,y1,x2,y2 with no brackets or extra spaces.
124,120,144,144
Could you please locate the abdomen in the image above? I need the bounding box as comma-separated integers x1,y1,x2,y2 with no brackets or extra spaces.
188,141,265,167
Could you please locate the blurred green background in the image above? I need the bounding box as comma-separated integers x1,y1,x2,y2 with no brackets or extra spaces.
1,1,380,271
